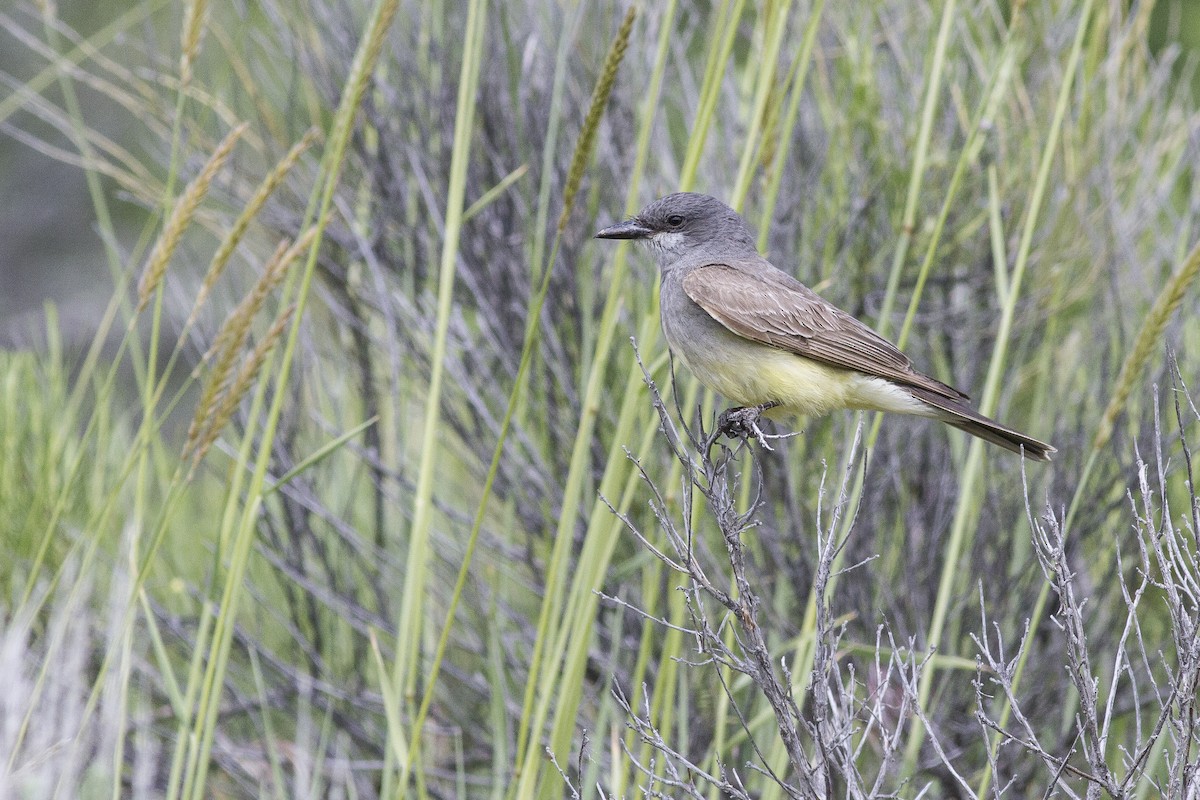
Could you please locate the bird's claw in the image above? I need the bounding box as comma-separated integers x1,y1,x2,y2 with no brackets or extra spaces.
706,402,781,453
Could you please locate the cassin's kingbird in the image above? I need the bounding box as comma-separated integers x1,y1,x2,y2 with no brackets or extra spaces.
595,192,1054,461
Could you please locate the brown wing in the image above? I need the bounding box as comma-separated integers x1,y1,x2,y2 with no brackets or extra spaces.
682,263,967,401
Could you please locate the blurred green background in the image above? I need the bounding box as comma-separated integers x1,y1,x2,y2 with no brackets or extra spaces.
5,0,1200,798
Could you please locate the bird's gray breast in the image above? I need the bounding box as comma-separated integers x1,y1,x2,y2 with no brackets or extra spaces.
659,269,749,372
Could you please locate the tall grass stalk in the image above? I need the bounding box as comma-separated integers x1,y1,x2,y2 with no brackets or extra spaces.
133,12,235,778
729,0,795,208
174,2,400,797
384,0,486,791
756,0,825,252
679,0,748,191
408,8,635,795
876,0,958,340
507,9,646,795
903,0,1095,774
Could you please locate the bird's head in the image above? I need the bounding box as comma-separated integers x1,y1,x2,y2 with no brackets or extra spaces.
594,192,756,269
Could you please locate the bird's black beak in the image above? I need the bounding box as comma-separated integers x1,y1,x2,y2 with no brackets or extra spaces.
594,218,654,240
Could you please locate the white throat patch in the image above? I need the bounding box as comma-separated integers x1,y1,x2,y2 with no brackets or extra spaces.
650,231,686,253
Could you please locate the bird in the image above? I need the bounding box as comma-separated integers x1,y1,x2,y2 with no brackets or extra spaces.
594,192,1055,461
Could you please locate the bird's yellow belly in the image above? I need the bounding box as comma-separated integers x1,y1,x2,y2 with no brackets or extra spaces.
672,338,854,417
672,338,930,420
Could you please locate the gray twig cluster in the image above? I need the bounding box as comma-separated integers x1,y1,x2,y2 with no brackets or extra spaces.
973,373,1200,799
602,345,1200,798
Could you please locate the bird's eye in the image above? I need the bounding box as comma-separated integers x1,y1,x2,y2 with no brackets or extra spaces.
666,214,684,227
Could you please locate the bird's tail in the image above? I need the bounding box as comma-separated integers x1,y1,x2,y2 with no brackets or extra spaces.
911,388,1056,462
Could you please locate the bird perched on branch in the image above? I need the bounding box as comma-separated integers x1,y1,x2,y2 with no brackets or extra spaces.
595,192,1054,461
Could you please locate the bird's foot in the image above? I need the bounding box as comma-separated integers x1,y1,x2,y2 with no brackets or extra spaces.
707,402,781,453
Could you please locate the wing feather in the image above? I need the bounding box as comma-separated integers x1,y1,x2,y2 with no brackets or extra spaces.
681,263,967,401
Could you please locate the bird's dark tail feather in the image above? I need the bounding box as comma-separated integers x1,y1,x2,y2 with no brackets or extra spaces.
911,389,1056,462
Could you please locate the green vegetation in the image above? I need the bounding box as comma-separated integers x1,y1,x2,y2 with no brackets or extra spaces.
2,0,1200,797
